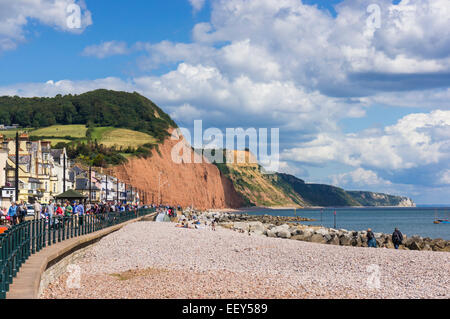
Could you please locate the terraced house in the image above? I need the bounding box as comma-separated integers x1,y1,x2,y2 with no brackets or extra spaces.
0,134,70,204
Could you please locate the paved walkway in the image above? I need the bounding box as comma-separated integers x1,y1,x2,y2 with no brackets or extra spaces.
6,213,156,299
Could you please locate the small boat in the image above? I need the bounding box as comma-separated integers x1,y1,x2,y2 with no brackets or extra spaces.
433,209,449,224
434,219,450,224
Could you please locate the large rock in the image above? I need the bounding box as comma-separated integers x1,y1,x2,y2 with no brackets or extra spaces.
310,234,327,244
339,234,352,246
291,229,303,236
328,235,340,245
277,229,291,239
291,233,312,242
315,228,330,236
266,229,278,238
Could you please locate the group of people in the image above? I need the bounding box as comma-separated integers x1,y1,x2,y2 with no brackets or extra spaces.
175,213,217,231
366,227,404,249
1,199,140,228
0,200,28,225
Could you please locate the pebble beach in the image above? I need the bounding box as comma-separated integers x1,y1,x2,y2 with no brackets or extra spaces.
42,221,450,299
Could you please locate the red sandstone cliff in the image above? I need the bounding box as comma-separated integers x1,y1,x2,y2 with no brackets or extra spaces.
112,135,245,210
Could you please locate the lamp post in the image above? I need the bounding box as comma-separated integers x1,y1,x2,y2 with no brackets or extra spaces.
15,132,19,202
63,152,66,192
105,175,108,202
89,165,92,204
116,178,119,204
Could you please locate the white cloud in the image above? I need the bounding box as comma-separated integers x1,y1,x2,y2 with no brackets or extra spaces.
439,169,450,185
282,109,450,171
189,0,206,12
82,41,130,59
330,168,392,188
0,0,92,52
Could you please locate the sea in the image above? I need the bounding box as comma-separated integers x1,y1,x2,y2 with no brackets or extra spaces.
239,207,450,240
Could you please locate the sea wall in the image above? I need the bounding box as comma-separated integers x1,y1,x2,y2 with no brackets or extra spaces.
202,212,450,252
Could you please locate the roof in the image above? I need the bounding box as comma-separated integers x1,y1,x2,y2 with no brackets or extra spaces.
55,189,87,199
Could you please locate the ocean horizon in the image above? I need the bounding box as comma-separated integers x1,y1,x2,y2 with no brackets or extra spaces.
238,207,450,240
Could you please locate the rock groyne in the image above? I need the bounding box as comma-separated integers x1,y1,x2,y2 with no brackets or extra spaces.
196,211,450,252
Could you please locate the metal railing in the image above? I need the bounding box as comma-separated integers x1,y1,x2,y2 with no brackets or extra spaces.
0,207,155,299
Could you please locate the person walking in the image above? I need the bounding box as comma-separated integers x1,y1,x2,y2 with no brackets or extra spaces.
18,201,27,223
34,201,42,220
75,201,85,228
47,199,55,229
392,228,403,250
367,228,377,248
8,202,18,226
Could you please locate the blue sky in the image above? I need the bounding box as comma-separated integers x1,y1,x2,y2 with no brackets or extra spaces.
0,0,449,204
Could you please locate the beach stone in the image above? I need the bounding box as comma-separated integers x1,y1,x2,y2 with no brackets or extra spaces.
291,233,312,242
310,234,327,244
328,235,340,245
315,228,330,236
277,229,291,239
248,222,265,233
351,236,362,247
266,229,277,238
339,235,352,246
291,229,303,236
408,240,421,251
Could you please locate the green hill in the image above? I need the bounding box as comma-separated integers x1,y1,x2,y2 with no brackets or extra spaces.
0,89,176,143
213,151,414,208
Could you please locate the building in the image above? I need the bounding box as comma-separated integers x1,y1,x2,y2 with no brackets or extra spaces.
0,134,70,204
75,177,101,203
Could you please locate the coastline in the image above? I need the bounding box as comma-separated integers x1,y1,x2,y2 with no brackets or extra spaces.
213,205,420,212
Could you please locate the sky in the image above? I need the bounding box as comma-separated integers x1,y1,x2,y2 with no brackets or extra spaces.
0,0,449,204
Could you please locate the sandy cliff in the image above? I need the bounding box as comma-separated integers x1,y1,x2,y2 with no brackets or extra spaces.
112,135,245,210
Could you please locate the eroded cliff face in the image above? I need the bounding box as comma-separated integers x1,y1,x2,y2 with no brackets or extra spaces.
112,135,245,210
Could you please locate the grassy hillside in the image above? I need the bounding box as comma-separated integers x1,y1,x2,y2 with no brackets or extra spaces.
213,150,308,207
277,173,361,207
31,124,88,138
0,89,176,143
213,150,414,208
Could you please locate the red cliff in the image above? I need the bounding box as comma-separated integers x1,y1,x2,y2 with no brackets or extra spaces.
112,135,245,210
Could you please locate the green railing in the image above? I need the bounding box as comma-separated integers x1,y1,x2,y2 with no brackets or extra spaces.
0,207,155,299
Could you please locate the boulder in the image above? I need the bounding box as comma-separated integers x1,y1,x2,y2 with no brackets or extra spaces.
339,235,352,246
291,233,312,242
310,234,327,244
315,228,330,236
323,234,332,242
266,229,277,238
407,240,422,251
351,236,362,247
291,229,303,236
328,235,340,245
277,229,291,239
